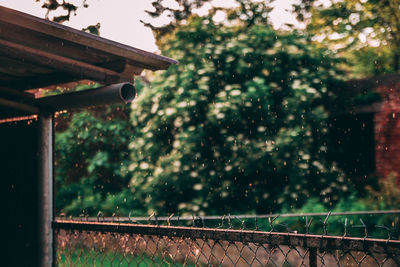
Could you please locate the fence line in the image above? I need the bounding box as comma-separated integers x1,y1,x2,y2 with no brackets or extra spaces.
53,220,400,255
56,209,400,223
53,218,400,266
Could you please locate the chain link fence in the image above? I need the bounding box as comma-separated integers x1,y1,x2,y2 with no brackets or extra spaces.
54,211,400,266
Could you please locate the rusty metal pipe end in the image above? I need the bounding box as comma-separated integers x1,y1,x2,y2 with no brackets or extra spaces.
119,83,136,103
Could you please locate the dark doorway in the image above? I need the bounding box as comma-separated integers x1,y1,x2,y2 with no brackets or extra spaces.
1,119,40,267
328,113,376,188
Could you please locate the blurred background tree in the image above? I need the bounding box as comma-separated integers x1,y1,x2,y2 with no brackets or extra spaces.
36,0,87,22
141,0,212,44
35,0,100,31
55,103,132,215
34,0,400,216
128,3,350,216
34,1,141,216
294,0,400,77
54,79,147,216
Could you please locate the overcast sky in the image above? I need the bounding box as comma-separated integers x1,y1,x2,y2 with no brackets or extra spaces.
0,0,299,53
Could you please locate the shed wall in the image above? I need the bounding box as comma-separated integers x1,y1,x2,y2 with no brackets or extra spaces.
1,119,40,266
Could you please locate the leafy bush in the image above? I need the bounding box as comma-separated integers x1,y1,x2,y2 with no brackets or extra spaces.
128,5,349,216
55,104,134,215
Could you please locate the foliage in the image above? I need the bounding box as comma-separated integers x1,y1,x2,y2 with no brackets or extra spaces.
142,0,274,47
128,5,350,216
36,0,88,23
142,0,212,42
350,46,395,76
55,102,134,215
365,173,400,209
37,0,100,33
278,194,399,238
57,248,180,267
279,174,400,238
54,78,149,216
46,0,390,218
294,0,400,74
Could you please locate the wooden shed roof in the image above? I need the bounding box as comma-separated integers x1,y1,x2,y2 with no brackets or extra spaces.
0,6,177,93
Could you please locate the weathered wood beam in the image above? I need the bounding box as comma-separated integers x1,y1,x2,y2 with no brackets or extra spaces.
0,73,79,91
0,86,35,100
0,62,143,92
0,55,52,77
0,6,177,70
0,22,144,74
100,59,143,75
0,39,132,85
0,98,39,113
0,21,117,65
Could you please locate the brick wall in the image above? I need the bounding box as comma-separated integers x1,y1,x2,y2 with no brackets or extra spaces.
374,81,400,180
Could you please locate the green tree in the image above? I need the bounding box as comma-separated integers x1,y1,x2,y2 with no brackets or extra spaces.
55,79,147,216
142,0,212,42
36,0,88,23
37,0,100,31
294,0,400,75
32,1,139,216
55,103,133,215
128,5,349,216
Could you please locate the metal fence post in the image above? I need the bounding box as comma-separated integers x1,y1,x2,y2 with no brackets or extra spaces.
309,248,318,267
38,112,54,267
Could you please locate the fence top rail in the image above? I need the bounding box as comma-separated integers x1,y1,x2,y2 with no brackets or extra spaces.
53,220,400,255
56,209,400,222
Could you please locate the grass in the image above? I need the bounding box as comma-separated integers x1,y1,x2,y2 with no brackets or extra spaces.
56,248,187,267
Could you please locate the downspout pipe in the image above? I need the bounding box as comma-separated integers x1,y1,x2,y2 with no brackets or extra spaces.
36,82,136,111
0,82,136,115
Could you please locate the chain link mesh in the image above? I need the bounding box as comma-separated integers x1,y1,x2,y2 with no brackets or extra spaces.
54,212,400,266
